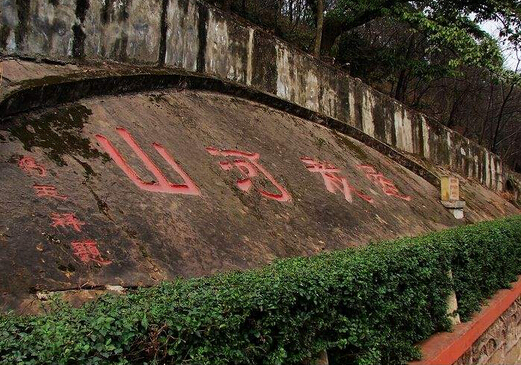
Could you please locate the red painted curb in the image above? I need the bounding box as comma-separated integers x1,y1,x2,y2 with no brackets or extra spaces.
410,276,521,365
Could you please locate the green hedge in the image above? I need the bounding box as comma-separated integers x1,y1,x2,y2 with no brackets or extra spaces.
1,216,521,365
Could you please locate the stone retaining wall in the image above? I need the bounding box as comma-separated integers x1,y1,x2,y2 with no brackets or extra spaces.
411,279,521,365
0,0,505,190
457,298,521,365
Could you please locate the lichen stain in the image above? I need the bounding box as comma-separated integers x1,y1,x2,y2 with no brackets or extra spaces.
14,0,31,47
72,0,89,58
0,24,11,49
101,0,130,24
7,104,110,173
332,131,368,161
112,34,128,61
178,0,190,14
75,0,90,22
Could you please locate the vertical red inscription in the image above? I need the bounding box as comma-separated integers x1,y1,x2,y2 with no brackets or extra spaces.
19,156,46,176
357,164,411,201
207,147,291,202
33,185,68,200
95,128,200,195
50,213,85,232
71,240,111,265
301,157,373,203
17,156,108,267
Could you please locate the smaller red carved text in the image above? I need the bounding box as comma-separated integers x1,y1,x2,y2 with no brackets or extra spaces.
50,213,85,232
71,240,112,265
33,185,68,200
19,156,46,176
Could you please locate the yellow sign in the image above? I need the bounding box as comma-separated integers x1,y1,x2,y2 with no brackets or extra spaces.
441,176,460,201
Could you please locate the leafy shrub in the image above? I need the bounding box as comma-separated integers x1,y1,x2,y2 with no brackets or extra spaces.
446,217,521,320
1,216,520,365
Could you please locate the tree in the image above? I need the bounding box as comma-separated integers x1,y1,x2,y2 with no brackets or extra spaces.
321,0,520,75
314,0,324,56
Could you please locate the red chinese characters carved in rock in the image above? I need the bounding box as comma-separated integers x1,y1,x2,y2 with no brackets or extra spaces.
33,184,68,200
357,164,411,201
71,240,111,265
95,128,200,195
19,156,46,176
50,213,85,232
207,147,291,202
301,157,373,203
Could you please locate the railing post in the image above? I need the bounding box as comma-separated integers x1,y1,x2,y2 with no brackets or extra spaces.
447,269,461,325
302,350,329,365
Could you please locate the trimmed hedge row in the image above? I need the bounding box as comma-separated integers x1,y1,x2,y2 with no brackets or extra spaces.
1,216,521,365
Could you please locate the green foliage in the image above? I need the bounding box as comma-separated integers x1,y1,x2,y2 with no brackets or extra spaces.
397,9,505,75
1,216,521,365
447,217,521,320
325,0,520,87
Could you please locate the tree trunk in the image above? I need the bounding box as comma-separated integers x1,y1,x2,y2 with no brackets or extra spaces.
394,34,416,103
319,0,403,56
491,83,515,153
314,0,324,57
479,77,494,145
446,91,464,128
394,69,408,102
319,19,341,55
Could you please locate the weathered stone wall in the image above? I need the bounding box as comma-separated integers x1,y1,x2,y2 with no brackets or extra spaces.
505,172,521,207
0,0,505,190
454,298,521,365
410,279,521,365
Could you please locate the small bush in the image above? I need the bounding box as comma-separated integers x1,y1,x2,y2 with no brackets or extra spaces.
1,216,520,365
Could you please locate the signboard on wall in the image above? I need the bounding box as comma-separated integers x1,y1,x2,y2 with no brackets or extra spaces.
441,176,460,201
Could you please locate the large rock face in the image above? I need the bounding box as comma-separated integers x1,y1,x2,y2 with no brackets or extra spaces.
0,89,518,310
